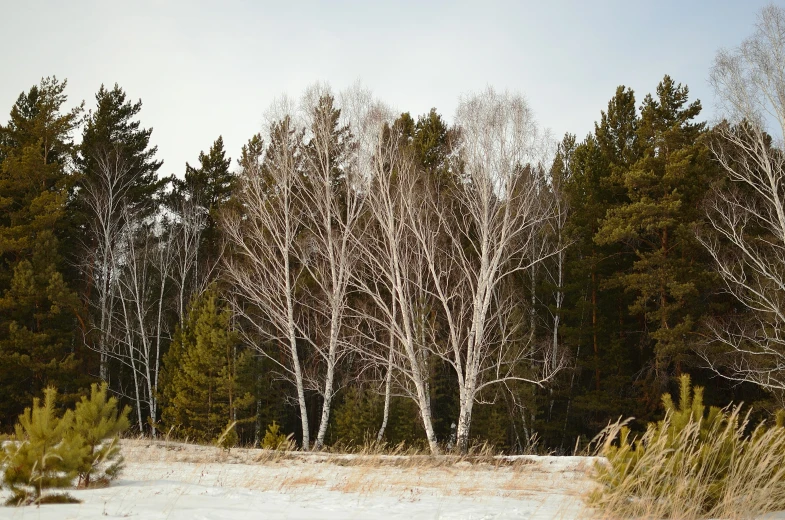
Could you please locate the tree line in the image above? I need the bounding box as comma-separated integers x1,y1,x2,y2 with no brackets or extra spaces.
1,5,783,454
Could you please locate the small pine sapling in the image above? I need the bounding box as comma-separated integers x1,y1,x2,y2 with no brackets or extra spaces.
590,374,784,517
261,421,292,450
72,382,131,488
2,387,87,506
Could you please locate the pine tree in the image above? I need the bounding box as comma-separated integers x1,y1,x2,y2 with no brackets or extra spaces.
72,382,131,487
173,135,235,271
0,77,84,426
179,136,234,212
161,288,253,442
595,76,717,379
67,83,165,385
261,421,292,450
2,388,87,505
76,83,164,219
560,127,639,436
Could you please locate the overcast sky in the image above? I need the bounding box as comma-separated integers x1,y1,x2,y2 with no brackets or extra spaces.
0,0,772,175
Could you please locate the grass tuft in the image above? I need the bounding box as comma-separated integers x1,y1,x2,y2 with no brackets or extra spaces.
589,407,785,519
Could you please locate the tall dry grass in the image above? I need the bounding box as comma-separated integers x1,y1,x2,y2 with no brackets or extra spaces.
118,434,542,470
589,407,785,519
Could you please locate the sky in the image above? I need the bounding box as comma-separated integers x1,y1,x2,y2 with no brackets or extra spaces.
0,0,773,176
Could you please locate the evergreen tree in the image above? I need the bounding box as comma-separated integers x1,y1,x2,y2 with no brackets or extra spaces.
161,288,253,442
2,388,87,505
261,420,293,450
562,88,643,434
76,83,164,219
72,382,131,487
595,76,717,380
174,135,235,265
0,77,84,426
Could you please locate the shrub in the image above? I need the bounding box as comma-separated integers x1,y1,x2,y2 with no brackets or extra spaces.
261,421,293,450
72,382,131,488
1,384,131,505
1,388,87,506
590,374,785,519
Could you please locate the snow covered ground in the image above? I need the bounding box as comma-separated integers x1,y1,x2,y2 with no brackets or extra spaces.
0,440,600,519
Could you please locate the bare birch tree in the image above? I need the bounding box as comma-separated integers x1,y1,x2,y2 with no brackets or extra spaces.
223,113,314,449
351,115,442,453
78,148,135,382
699,5,785,400
102,212,173,435
542,136,575,423
296,87,365,448
169,195,210,324
426,89,562,452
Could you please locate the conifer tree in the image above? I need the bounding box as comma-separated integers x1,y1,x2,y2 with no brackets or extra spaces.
161,288,253,442
261,420,292,450
72,382,131,487
171,135,235,285
595,76,717,379
77,83,164,218
179,136,234,213
2,388,87,505
0,77,84,425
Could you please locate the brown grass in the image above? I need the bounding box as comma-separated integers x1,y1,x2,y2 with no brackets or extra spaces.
115,437,597,513
119,437,541,470
588,409,785,519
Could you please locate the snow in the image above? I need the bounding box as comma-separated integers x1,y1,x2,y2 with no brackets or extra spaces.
0,441,600,519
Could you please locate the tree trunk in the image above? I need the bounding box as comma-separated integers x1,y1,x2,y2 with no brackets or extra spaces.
314,358,335,449
376,343,394,442
456,387,475,453
414,377,439,454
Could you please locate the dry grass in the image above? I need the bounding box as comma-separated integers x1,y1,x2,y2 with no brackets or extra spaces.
116,437,596,505
119,436,540,470
589,408,785,519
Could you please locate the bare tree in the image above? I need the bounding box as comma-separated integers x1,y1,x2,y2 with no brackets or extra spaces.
338,87,401,442
542,137,575,424
78,148,136,381
169,195,210,325
699,5,785,401
223,114,314,449
297,87,365,449
351,115,443,454
78,145,174,434
104,212,173,435
427,89,562,452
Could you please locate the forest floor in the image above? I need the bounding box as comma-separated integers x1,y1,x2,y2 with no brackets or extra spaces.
0,439,601,519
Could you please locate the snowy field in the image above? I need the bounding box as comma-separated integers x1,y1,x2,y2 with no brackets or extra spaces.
0,440,600,519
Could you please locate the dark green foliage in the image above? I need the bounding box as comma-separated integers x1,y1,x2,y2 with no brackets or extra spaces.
595,76,717,375
543,77,724,451
331,387,424,447
2,388,87,505
469,403,512,451
331,387,381,445
77,83,164,219
0,77,84,425
161,289,254,442
173,135,235,269
72,382,131,487
180,135,234,209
